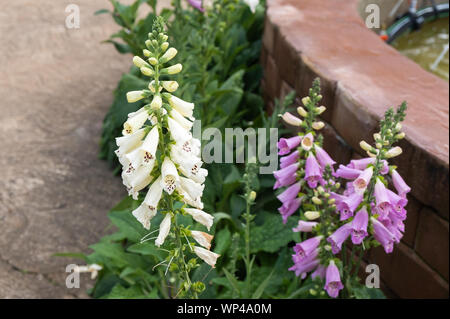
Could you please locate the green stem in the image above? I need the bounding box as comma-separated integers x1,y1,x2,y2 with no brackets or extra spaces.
244,203,251,298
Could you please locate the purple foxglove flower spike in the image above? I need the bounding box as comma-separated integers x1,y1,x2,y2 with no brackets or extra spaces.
374,179,391,214
330,192,345,205
187,0,205,12
351,207,369,245
327,223,352,254
294,236,322,259
371,217,396,254
278,197,303,224
277,182,301,204
273,163,299,189
278,136,302,156
334,165,362,179
304,154,322,188
391,169,411,198
336,192,363,221
353,167,373,194
315,145,336,170
324,261,344,298
280,150,299,169
292,220,318,233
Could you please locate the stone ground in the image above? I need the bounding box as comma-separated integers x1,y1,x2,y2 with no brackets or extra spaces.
0,0,169,298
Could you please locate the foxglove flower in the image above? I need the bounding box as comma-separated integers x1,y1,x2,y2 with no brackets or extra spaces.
324,261,344,298
191,231,213,250
243,0,259,13
155,213,171,247
280,150,299,169
351,207,369,244
292,220,318,233
273,163,299,189
304,154,322,188
334,165,362,179
371,217,396,253
184,208,214,231
391,169,411,197
293,236,322,260
315,145,336,170
374,179,391,215
277,136,301,156
336,192,363,221
301,133,314,151
327,223,351,254
353,167,373,194
187,0,204,12
194,247,220,268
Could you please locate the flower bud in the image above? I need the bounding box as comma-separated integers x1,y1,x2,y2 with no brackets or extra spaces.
151,39,158,47
148,81,162,93
162,81,179,93
162,63,183,75
328,198,336,205
160,48,177,63
312,121,325,130
305,211,320,220
395,132,405,140
301,97,311,106
335,183,341,189
145,40,152,49
150,94,162,110
324,245,332,251
143,49,151,57
373,133,381,141
316,106,326,114
312,196,322,205
149,57,158,65
317,94,323,100
360,141,372,152
297,106,308,117
281,112,302,126
395,123,402,131
324,192,330,198
162,34,168,42
133,56,149,68
317,186,325,193
249,191,257,202
140,66,154,76
161,42,169,52
367,150,377,158
385,146,402,158
376,143,382,149
126,90,145,103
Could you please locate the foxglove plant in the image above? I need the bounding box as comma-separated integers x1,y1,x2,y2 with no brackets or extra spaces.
115,18,219,298
274,79,409,298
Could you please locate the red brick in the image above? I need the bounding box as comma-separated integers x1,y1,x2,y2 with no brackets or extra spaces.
402,196,422,248
273,29,300,88
262,16,276,55
416,207,449,281
331,84,378,152
264,55,281,101
369,243,449,298
321,123,352,166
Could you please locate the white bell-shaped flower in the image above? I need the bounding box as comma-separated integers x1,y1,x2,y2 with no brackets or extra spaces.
170,108,193,131
123,109,149,135
160,157,179,194
132,203,156,230
167,117,192,144
179,177,204,200
155,213,171,247
115,128,146,156
191,231,213,250
143,176,163,214
184,208,214,231
168,95,194,119
194,246,220,268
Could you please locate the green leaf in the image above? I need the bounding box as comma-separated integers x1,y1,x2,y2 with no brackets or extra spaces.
213,227,231,255
252,270,274,299
222,268,241,297
94,9,110,15
250,213,296,253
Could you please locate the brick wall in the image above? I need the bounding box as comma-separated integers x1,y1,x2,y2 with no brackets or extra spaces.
262,0,449,298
